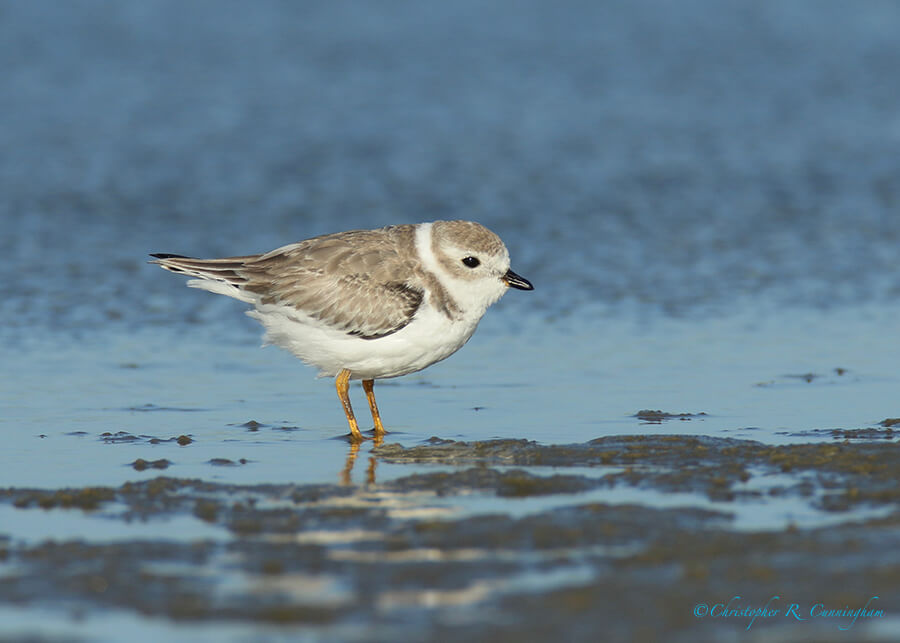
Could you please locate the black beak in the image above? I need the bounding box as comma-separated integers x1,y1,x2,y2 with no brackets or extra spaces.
504,268,534,291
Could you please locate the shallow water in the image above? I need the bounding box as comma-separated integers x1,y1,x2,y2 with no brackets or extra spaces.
5,306,900,488
3,0,900,640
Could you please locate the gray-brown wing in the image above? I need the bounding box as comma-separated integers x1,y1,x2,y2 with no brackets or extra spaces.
241,227,424,339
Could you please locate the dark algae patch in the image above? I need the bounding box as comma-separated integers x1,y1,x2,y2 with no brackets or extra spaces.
130,458,171,471
100,431,144,444
6,487,116,511
99,431,196,445
377,435,900,508
786,427,898,441
633,410,709,423
208,458,250,466
1,436,898,641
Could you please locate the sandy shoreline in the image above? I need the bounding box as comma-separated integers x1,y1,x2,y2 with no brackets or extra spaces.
2,434,898,641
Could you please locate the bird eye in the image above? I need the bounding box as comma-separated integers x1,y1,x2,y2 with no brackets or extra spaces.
461,256,480,268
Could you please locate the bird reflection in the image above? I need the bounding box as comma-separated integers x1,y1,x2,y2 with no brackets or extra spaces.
340,434,382,485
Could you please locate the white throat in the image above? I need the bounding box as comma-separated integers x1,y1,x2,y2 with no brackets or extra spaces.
414,222,507,320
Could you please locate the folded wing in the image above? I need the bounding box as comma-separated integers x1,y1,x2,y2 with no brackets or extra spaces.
151,228,423,340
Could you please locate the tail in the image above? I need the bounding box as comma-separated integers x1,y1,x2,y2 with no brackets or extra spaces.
149,253,259,302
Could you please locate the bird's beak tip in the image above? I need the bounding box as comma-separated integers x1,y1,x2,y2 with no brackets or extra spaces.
504,269,534,291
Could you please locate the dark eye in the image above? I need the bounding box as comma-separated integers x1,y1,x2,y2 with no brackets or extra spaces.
461,256,480,268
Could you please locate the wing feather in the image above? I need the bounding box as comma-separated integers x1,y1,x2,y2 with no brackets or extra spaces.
152,225,423,339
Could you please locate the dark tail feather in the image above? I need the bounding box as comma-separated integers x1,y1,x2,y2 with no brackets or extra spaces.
149,253,261,285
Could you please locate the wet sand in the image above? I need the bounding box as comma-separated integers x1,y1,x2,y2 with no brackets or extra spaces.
2,433,897,642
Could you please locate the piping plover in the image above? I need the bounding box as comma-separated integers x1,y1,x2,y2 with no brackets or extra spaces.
151,220,533,441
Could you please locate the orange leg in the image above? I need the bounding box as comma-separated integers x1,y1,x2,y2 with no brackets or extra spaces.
362,379,387,436
335,369,364,442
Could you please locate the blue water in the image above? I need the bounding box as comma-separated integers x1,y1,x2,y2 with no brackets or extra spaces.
4,308,900,489
2,0,900,639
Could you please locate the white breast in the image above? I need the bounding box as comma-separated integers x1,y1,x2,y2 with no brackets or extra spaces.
248,294,482,380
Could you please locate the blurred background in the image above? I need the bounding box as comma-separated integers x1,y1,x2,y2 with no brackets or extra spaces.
2,0,899,341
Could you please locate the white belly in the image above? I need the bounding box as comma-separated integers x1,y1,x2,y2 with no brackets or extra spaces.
248,302,482,380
